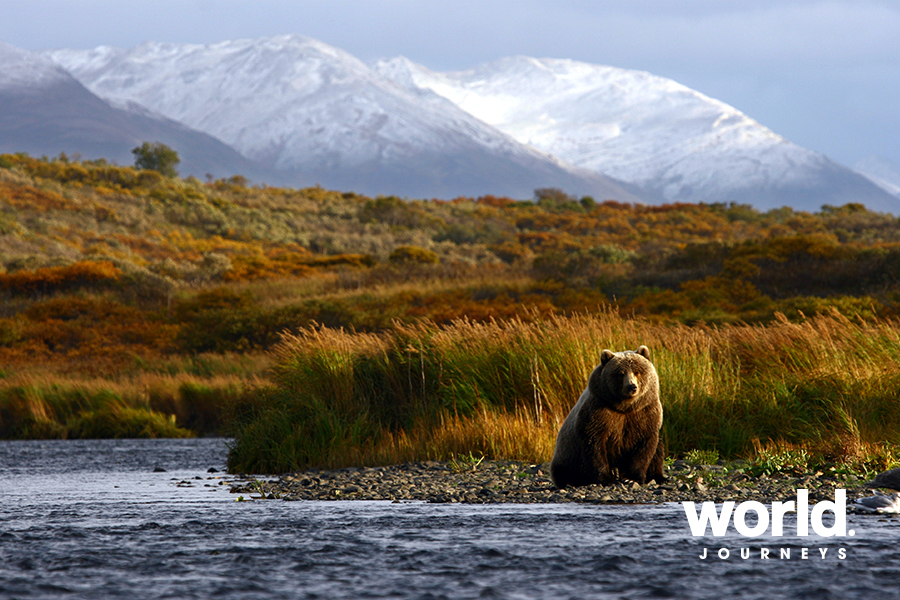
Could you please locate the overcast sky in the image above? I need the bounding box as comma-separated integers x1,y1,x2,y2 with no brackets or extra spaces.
1,0,898,167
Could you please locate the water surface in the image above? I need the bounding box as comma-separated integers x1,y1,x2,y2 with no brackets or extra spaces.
1,439,897,599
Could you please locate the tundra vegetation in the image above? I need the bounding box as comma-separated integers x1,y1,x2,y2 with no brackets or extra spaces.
1,153,899,475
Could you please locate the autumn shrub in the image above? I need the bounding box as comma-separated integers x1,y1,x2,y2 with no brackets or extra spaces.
0,317,21,346
0,261,121,296
0,295,179,376
388,245,440,264
359,195,427,228
175,295,407,353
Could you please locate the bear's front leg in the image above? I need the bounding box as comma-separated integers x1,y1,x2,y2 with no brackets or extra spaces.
619,433,660,484
647,439,666,483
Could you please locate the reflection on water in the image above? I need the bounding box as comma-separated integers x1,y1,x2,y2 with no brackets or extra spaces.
0,438,898,599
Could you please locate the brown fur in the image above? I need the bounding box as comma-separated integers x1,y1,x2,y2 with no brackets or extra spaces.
550,346,665,488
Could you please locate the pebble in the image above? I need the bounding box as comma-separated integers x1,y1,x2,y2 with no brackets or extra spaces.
226,460,873,506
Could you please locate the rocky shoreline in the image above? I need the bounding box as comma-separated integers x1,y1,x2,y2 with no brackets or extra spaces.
228,459,884,507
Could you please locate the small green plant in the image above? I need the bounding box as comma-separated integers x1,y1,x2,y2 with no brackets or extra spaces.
747,447,812,477
683,449,720,465
449,452,486,473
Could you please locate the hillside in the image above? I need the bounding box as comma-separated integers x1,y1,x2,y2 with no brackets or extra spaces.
4,155,900,468
2,154,900,369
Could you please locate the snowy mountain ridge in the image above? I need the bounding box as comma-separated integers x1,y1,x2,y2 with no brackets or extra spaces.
47,34,641,200
373,56,840,202
47,36,562,171
34,34,900,210
0,41,71,89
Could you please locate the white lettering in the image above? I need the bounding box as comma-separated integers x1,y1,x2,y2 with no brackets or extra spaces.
699,548,707,559
682,490,850,539
797,489,809,536
761,548,770,559
734,501,769,537
838,548,847,560
780,548,790,559
718,548,730,559
684,501,735,537
819,548,828,559
771,500,794,536
801,547,808,560
811,490,847,537
740,547,750,559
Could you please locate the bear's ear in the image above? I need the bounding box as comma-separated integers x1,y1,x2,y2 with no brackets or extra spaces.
600,349,615,365
636,345,651,360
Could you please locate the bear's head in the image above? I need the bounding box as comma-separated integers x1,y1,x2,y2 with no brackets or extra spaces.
588,345,658,411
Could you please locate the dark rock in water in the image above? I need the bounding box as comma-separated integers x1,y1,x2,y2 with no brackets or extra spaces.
152,466,167,473
207,468,219,473
866,467,900,491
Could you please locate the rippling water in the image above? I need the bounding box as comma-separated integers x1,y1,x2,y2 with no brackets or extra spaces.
1,439,898,599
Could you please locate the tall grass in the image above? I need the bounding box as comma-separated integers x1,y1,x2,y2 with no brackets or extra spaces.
0,372,264,439
227,310,900,473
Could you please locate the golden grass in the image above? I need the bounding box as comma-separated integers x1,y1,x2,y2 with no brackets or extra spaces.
227,309,900,473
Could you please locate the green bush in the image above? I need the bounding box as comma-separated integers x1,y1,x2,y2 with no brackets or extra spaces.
68,404,191,438
132,142,180,178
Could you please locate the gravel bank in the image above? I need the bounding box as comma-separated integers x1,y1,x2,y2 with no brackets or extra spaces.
228,459,881,506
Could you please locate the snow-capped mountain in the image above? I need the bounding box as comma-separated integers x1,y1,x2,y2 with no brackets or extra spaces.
375,55,898,212
0,41,72,89
20,33,898,210
0,42,277,181
47,35,641,201
854,156,900,197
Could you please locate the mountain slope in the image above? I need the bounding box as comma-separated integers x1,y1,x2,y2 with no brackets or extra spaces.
375,56,898,212
48,35,644,201
854,156,900,197
0,42,277,182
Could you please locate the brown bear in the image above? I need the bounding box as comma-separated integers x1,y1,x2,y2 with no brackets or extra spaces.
550,345,665,488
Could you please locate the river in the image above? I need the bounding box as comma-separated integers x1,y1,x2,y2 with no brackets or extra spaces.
0,438,897,599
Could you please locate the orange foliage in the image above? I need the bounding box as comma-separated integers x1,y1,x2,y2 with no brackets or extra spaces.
0,296,178,375
476,195,517,208
0,261,121,296
0,180,80,212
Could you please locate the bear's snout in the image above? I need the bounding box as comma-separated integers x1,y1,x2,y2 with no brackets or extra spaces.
623,372,639,396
